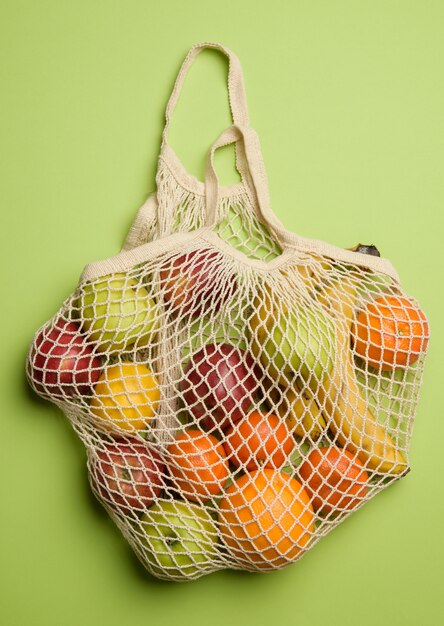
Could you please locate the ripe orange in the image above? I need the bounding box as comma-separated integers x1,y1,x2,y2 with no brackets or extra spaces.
298,446,369,515
218,468,314,569
167,429,229,502
352,295,429,370
223,410,295,470
90,362,160,432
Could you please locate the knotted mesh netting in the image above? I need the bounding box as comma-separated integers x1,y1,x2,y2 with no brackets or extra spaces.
26,225,428,580
26,44,429,581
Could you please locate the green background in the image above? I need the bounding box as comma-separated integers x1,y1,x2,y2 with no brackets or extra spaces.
1,1,442,625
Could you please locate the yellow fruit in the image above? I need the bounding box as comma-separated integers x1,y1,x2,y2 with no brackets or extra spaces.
90,362,160,432
296,255,332,289
249,288,277,341
268,384,326,440
316,281,407,474
284,389,326,440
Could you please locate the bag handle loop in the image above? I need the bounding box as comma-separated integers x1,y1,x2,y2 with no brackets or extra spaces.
205,125,287,241
162,42,250,146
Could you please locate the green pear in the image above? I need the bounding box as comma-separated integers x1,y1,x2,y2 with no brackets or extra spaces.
258,305,336,389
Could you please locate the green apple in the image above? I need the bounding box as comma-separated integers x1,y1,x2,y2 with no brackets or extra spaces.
337,267,392,297
257,305,336,389
78,273,158,353
139,500,219,579
216,207,282,261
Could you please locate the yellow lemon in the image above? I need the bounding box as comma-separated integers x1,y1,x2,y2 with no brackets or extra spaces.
90,362,160,432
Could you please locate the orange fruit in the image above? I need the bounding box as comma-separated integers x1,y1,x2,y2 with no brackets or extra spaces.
352,295,429,370
90,362,160,432
218,469,314,569
224,410,295,470
298,446,369,515
167,429,229,502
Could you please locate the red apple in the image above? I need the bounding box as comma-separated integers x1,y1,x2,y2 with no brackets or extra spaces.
180,343,259,431
90,441,165,512
159,249,236,317
28,318,102,399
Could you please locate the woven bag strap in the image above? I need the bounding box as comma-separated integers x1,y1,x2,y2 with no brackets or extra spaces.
161,42,250,146
205,125,287,236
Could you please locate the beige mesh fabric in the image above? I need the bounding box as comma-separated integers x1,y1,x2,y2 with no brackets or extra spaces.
26,45,429,582
122,43,282,261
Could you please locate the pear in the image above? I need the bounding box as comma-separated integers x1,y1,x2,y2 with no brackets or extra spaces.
250,288,336,389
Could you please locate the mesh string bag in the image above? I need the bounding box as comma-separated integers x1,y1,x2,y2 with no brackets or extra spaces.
26,47,429,582
122,43,282,261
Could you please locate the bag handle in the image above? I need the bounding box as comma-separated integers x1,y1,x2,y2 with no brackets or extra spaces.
205,125,286,240
162,42,250,146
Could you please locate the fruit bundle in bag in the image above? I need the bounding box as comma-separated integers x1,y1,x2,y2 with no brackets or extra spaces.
27,44,429,581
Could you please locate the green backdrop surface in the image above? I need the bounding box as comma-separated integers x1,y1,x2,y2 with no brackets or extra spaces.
1,1,443,625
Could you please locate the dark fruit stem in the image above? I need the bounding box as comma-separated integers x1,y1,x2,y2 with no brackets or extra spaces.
348,243,381,257
165,533,178,546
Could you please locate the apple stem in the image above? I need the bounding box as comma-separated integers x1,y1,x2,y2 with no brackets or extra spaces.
165,534,177,546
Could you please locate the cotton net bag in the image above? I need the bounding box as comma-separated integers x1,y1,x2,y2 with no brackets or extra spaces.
122,43,282,259
26,45,429,582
